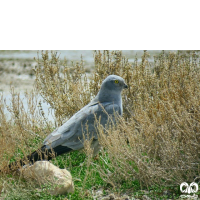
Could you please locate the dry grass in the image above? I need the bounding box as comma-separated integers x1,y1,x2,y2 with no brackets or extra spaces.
0,50,200,199
0,88,50,170
95,50,200,188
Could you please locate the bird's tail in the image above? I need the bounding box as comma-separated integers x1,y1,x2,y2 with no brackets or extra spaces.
8,145,73,171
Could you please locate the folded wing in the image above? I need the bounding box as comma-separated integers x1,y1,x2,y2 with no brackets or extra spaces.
43,102,121,151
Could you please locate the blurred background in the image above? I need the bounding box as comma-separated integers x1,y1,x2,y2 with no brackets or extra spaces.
0,50,169,122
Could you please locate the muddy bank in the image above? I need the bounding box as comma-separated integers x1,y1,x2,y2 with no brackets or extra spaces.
0,50,163,94
0,59,36,94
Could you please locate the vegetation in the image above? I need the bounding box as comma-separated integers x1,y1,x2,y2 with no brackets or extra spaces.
0,50,200,199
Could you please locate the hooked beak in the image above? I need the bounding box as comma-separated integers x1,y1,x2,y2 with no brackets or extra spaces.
124,83,128,89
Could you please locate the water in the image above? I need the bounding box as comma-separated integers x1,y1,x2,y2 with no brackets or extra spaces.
1,93,55,123
0,50,95,63
0,50,159,64
0,50,162,123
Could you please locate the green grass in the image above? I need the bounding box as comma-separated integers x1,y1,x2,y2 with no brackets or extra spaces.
0,140,195,200
1,149,191,200
2,50,200,199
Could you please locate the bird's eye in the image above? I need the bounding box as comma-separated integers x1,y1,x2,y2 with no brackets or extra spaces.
114,80,119,84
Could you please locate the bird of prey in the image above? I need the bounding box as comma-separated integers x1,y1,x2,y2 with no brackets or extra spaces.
11,75,128,168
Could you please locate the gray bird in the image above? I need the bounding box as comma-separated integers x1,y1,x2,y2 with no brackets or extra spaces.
14,75,128,167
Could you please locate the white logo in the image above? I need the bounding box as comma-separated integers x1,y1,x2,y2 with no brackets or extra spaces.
180,182,198,199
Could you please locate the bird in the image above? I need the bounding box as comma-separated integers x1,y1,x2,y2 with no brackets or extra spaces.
9,75,128,169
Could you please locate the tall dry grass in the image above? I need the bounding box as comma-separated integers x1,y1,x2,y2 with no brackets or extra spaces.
34,50,200,188
95,50,200,188
0,88,52,171
0,50,199,195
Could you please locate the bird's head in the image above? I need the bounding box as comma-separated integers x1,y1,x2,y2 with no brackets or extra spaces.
94,75,128,104
101,75,128,92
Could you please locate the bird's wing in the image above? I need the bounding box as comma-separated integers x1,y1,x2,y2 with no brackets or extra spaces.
43,102,120,150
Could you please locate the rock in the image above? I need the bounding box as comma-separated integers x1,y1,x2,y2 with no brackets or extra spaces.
121,195,131,200
21,161,74,195
96,190,103,197
101,197,110,200
109,193,115,200
142,195,151,200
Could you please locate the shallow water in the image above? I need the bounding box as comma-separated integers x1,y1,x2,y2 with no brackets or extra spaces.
0,50,162,123
0,50,158,64
1,93,55,123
